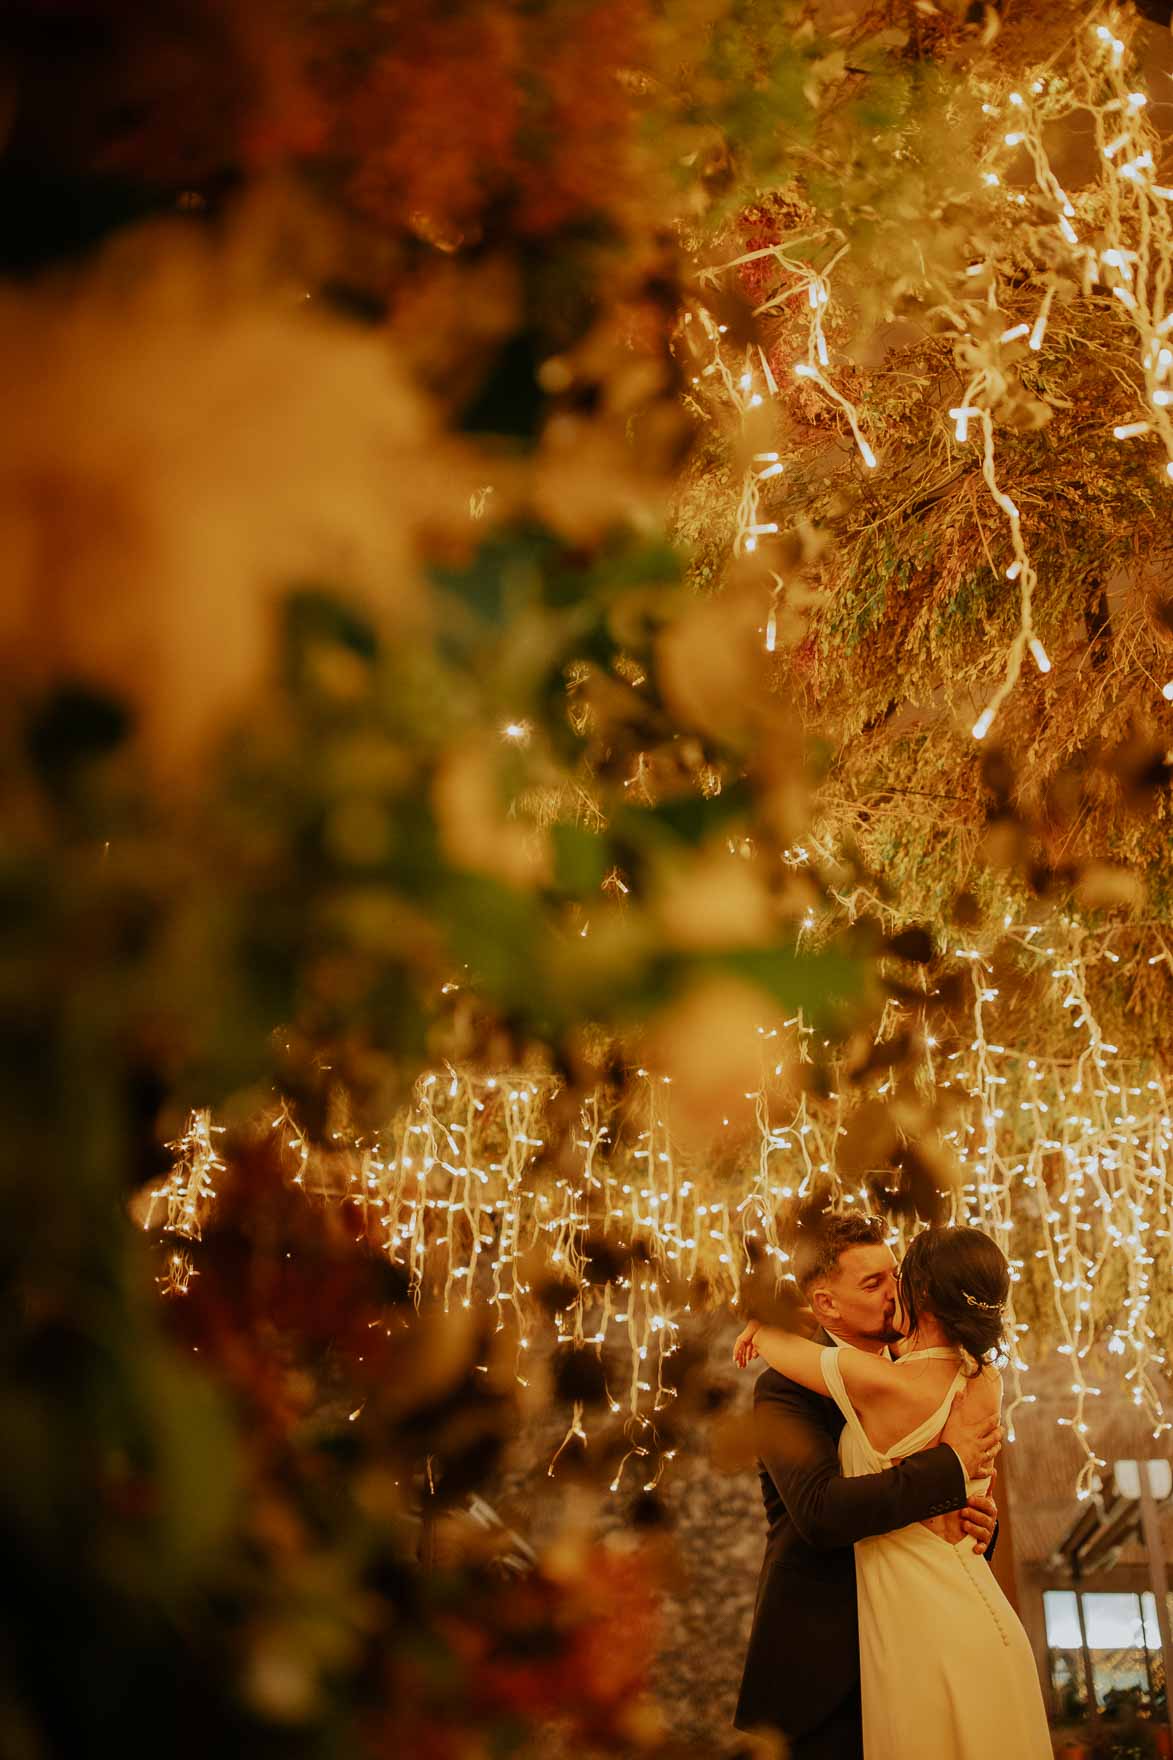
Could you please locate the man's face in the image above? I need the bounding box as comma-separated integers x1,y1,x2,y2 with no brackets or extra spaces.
812,1243,901,1346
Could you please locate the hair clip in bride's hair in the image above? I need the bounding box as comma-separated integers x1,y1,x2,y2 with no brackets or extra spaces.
963,1291,1002,1314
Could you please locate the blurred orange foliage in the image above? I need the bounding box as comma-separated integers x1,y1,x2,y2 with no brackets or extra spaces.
332,0,647,244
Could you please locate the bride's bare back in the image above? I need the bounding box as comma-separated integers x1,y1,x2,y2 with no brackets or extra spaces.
844,1351,1003,1543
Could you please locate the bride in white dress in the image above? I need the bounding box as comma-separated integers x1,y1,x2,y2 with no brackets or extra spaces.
737,1224,1052,1760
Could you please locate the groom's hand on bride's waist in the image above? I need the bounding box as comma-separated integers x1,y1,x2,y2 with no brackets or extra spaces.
959,1480,998,1555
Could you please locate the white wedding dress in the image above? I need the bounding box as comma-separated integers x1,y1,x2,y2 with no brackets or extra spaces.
821,1344,1052,1760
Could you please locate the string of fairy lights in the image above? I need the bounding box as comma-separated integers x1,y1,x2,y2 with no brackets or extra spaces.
146,925,1170,1498
930,942,1172,1499
692,10,1173,737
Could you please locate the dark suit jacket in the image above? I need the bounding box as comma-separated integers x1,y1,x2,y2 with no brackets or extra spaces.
733,1359,969,1741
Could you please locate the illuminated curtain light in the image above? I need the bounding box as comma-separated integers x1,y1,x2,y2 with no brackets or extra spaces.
156,930,1171,1496
926,941,1172,1500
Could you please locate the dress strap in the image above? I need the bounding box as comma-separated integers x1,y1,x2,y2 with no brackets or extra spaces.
821,1345,885,1467
897,1347,962,1363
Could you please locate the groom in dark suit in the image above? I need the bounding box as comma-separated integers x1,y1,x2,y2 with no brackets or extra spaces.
732,1214,1001,1759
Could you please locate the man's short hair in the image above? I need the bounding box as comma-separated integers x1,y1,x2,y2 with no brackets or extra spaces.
793,1212,886,1292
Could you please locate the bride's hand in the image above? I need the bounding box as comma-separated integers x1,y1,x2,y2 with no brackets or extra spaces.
733,1320,761,1368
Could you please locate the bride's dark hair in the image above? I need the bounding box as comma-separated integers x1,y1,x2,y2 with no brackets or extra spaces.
897,1226,1009,1370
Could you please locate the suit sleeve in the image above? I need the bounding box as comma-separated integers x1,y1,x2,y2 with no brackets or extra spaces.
754,1374,968,1550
